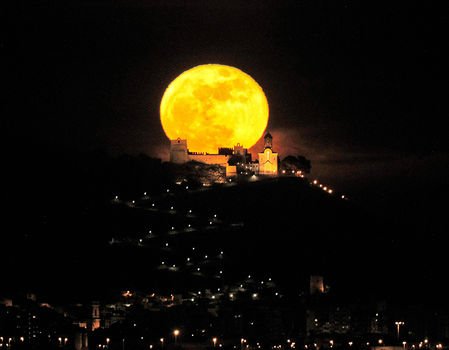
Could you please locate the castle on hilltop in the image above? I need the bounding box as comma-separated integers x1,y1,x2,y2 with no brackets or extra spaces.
169,132,278,176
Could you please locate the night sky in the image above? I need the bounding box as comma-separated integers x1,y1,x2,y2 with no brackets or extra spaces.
7,1,449,221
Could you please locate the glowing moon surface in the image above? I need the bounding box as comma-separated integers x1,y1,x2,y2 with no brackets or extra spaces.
160,64,269,154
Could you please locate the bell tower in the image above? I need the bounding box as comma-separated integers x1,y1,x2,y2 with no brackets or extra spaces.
258,131,278,175
264,132,273,149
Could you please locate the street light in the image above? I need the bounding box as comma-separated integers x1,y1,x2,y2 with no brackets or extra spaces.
160,338,164,349
212,337,218,348
241,338,247,350
173,330,180,344
395,321,405,339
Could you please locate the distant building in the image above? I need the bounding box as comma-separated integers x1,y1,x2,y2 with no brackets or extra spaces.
189,152,229,166
169,138,229,165
169,134,277,177
258,132,278,175
170,138,189,164
231,143,252,164
91,302,101,330
74,330,89,350
218,147,234,155
169,139,251,167
310,275,325,295
247,161,259,174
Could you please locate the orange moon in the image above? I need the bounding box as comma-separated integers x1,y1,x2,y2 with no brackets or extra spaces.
160,64,269,154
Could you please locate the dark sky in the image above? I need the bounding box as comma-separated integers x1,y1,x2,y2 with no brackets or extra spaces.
6,1,449,214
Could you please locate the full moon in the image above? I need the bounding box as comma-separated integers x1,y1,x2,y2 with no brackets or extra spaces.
160,64,269,154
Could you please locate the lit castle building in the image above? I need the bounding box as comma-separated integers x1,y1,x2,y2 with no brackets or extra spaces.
169,131,278,176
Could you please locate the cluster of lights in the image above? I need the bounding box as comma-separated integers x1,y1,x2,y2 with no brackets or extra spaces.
84,327,446,350
0,336,69,347
106,180,378,350
154,242,282,306
281,169,305,178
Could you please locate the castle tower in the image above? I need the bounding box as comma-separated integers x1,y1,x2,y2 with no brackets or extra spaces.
91,302,101,330
233,143,245,155
170,138,189,164
258,131,278,175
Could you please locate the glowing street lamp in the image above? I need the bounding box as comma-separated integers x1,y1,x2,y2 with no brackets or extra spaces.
241,338,247,350
395,321,405,339
160,338,164,349
212,337,218,347
173,329,180,344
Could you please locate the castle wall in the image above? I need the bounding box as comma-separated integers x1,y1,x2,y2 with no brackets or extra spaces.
189,154,229,166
